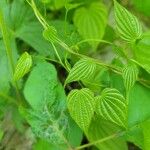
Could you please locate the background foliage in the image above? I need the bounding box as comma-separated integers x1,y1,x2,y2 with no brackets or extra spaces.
0,0,150,149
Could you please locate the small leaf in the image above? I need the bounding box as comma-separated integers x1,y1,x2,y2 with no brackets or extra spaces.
67,88,95,132
114,0,142,42
65,59,96,84
43,26,59,43
122,64,139,92
96,88,127,127
14,52,32,81
73,2,107,47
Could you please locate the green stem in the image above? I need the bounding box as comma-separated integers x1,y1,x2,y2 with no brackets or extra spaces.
0,8,21,103
26,0,150,88
64,10,68,35
75,131,125,150
59,41,122,74
51,43,69,71
0,10,14,73
30,0,49,28
76,39,113,46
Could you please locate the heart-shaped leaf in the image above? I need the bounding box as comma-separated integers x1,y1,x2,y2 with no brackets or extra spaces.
114,0,142,42
67,88,95,132
96,88,127,127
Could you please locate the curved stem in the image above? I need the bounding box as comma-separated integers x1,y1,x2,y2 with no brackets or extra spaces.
76,131,125,150
51,43,69,71
76,39,113,46
59,41,122,74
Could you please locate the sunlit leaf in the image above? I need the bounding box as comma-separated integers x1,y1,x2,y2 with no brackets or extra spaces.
65,59,96,84
13,52,32,81
114,0,142,42
122,64,139,91
96,88,127,127
67,88,95,132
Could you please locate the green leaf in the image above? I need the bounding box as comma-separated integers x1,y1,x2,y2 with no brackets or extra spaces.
87,116,128,150
110,72,150,148
133,33,150,73
16,22,55,58
13,52,32,81
67,88,95,132
65,2,83,11
24,62,58,110
122,64,139,92
73,2,107,47
82,67,110,93
3,0,55,58
132,0,150,16
142,119,150,150
96,88,127,127
43,26,59,43
65,59,96,84
114,0,142,42
20,99,68,145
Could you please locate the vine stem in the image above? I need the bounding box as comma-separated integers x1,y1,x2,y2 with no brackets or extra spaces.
51,43,69,71
0,8,21,104
0,10,14,73
59,41,122,74
76,39,113,46
75,131,125,150
26,0,150,89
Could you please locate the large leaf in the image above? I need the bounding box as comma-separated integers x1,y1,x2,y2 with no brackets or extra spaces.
67,88,95,132
73,2,107,47
24,62,58,110
132,0,150,16
1,0,55,58
23,61,83,147
87,116,128,150
133,33,150,73
96,88,127,127
114,0,142,42
65,59,96,84
110,72,150,148
142,119,150,150
21,84,68,145
128,83,150,127
122,64,139,92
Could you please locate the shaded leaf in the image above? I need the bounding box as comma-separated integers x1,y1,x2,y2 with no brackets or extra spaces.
87,116,128,150
23,62,58,110
73,2,107,47
133,34,150,74
142,119,150,150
